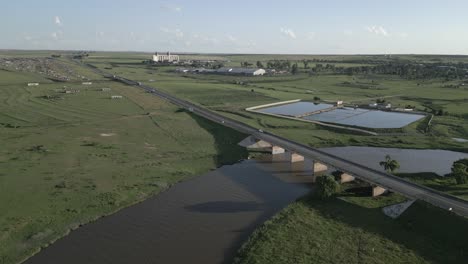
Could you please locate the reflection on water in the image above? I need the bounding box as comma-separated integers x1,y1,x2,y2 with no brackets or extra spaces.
25,155,312,264
257,101,425,128
23,147,464,264
321,147,468,175
259,102,333,117
304,107,425,128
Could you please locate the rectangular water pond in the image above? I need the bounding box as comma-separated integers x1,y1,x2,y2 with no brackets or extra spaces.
303,107,425,128
258,102,334,117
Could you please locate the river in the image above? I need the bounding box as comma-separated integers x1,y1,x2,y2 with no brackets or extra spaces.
23,147,467,264
24,154,312,264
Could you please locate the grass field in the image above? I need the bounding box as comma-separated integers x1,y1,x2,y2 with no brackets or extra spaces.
396,172,468,200
2,51,468,263
233,191,468,264
82,54,468,152
0,64,248,263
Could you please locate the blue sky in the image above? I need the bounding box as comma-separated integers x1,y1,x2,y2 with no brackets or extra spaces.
2,0,468,54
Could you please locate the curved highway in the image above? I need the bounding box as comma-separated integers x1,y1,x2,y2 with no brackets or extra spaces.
88,64,468,217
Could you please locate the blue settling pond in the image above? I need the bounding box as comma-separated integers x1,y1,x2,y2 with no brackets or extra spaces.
258,102,425,129
259,102,334,117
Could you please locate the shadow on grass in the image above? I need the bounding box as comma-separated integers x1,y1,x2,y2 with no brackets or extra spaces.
188,112,249,167
300,195,468,264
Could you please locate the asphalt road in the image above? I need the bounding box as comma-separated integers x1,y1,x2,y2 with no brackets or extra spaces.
89,66,468,217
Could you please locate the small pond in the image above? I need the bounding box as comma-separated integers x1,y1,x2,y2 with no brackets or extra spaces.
258,102,333,117
257,102,425,129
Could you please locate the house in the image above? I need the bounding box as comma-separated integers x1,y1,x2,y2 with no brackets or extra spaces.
27,83,39,86
82,82,92,85
101,88,111,92
111,95,123,99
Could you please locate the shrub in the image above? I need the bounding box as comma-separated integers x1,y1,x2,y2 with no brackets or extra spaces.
315,175,340,199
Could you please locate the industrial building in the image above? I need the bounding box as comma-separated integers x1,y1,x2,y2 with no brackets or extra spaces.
175,67,266,76
215,67,266,76
152,52,180,63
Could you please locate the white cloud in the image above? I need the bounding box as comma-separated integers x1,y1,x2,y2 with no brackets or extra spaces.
159,27,184,38
307,32,316,40
366,25,389,36
160,4,182,12
51,30,63,40
203,36,219,45
226,34,237,42
280,27,296,39
398,32,409,38
54,16,62,26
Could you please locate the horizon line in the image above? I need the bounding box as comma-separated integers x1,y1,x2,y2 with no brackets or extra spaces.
1,48,468,57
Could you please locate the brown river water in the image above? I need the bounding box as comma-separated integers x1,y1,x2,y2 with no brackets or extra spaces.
23,147,467,264
24,154,313,264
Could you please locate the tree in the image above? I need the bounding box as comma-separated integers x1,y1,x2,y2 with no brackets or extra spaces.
379,155,400,173
452,159,468,185
315,175,340,199
291,63,299,75
302,59,309,69
256,61,264,68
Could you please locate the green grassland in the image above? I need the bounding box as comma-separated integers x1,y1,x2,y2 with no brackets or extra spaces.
234,190,468,264
396,172,468,200
0,65,247,263
2,51,468,264
82,54,468,152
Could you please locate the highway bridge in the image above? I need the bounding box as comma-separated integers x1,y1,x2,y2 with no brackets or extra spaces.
86,63,468,217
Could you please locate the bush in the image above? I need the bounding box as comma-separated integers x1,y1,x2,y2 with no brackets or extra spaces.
452,159,468,185
315,175,340,199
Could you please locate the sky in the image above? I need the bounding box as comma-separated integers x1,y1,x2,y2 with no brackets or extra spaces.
1,0,468,54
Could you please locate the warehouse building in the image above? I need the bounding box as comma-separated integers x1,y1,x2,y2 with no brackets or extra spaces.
215,67,266,76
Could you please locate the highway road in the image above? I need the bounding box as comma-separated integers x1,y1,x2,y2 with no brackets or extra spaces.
87,64,468,217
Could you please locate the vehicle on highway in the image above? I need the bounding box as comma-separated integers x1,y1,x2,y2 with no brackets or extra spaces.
258,129,264,133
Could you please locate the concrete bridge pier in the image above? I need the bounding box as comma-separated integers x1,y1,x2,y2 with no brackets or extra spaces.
289,152,304,163
339,173,356,184
271,146,286,155
372,185,388,197
310,161,328,182
312,160,328,175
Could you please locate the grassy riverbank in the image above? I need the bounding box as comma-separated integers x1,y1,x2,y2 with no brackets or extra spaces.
234,192,468,264
397,172,468,200
0,67,247,263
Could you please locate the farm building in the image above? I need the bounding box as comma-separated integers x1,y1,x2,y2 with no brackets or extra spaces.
101,88,111,92
174,67,266,76
152,52,179,63
27,83,39,86
111,95,123,99
215,67,266,76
